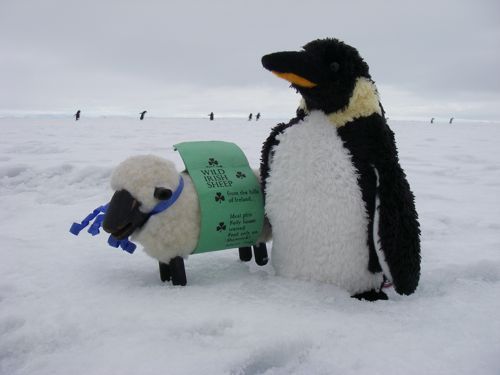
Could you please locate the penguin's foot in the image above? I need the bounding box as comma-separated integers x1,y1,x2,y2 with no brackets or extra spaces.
352,289,388,301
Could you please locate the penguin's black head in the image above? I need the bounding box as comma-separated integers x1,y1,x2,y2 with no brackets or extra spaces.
262,38,371,113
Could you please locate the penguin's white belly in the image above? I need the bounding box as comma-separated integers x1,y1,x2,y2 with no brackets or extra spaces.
265,111,382,294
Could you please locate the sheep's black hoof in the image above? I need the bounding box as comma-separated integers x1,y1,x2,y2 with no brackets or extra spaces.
239,247,253,262
170,256,187,286
159,261,171,282
352,289,388,301
253,243,268,266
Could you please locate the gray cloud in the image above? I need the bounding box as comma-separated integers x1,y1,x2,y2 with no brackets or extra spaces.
1,0,499,120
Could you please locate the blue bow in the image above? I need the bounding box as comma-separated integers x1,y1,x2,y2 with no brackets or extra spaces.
69,203,137,253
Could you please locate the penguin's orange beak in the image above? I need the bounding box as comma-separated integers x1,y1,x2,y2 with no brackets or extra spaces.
271,72,317,88
262,51,320,88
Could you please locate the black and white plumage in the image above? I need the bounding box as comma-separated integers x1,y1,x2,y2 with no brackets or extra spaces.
260,38,420,299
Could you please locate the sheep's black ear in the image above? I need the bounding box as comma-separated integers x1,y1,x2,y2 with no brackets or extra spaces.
154,187,173,201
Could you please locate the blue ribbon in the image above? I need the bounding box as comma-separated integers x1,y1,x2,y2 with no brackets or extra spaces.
150,175,184,215
70,175,184,254
69,204,109,236
107,236,137,254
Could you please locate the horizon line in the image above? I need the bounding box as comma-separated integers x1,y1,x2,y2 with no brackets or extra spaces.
0,111,499,124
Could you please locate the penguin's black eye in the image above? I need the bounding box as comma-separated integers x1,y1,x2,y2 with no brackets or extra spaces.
154,187,173,201
329,62,340,73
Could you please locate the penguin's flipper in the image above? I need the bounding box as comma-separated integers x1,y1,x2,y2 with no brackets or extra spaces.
372,121,421,295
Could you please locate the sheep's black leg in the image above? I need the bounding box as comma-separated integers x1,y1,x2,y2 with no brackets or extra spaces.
170,256,187,286
159,261,171,282
253,243,268,266
239,247,252,262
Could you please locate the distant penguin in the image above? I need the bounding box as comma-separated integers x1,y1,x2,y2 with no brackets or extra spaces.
431,117,434,124
256,113,261,121
449,117,454,124
140,111,147,120
75,110,81,121
209,112,214,121
249,113,253,121
261,38,421,301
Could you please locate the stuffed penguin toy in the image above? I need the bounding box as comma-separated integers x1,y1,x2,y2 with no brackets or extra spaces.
260,38,421,300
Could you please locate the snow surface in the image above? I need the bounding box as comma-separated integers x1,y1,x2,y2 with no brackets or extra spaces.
1,117,499,375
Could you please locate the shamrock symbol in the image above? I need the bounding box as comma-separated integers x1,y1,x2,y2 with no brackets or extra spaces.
208,158,219,166
215,192,225,203
235,171,246,179
216,222,226,232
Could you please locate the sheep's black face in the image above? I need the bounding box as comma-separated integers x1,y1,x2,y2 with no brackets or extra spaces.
103,190,150,239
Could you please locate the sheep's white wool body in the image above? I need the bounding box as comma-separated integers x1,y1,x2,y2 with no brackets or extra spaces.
109,155,269,264
111,155,200,263
265,111,383,294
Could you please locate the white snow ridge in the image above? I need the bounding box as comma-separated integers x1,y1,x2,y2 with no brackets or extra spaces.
0,117,499,375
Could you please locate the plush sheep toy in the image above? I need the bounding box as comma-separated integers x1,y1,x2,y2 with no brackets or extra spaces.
71,154,270,286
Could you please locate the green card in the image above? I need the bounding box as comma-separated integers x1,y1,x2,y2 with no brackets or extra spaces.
174,141,264,253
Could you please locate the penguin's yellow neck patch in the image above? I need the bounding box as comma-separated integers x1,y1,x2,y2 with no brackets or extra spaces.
300,77,382,128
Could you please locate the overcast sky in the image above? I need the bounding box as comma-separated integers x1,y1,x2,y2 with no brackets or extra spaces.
1,0,499,121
